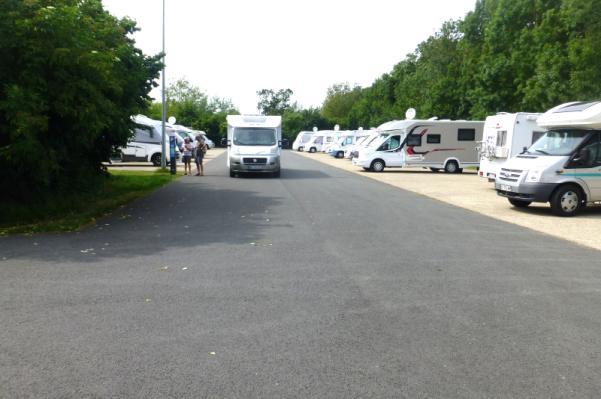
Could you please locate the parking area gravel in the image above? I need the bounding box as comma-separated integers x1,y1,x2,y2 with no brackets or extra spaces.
294,151,601,251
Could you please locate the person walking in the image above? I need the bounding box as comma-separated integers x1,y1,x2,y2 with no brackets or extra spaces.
181,137,194,175
195,135,208,176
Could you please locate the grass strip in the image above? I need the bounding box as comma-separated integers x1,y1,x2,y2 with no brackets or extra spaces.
0,170,178,235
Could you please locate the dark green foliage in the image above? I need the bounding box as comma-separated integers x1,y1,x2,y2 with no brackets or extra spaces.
320,0,601,126
147,79,238,144
256,89,293,115
0,0,162,200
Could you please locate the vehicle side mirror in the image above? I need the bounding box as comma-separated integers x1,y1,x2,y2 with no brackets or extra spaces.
220,138,230,147
281,138,289,148
573,149,590,165
521,146,528,154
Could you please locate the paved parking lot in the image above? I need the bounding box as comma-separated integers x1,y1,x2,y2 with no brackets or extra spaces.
295,151,601,251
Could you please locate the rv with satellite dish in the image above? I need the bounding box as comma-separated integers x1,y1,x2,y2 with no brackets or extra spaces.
292,131,314,151
496,101,601,216
304,130,338,153
479,113,544,181
225,115,283,177
353,109,484,173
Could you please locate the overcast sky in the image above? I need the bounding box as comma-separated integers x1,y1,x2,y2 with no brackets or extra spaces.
103,0,477,113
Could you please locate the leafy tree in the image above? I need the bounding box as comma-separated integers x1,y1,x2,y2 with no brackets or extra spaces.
256,88,293,115
0,0,162,200
321,83,362,127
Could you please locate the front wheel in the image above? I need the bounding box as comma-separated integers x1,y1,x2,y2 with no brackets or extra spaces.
229,168,236,178
336,151,344,159
508,198,532,208
309,147,316,153
151,153,162,166
370,159,385,172
298,146,303,152
550,185,583,217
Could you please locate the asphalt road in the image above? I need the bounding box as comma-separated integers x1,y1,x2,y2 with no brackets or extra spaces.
1,151,601,398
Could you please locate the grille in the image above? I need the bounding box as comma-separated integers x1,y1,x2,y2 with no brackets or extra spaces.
243,157,267,164
497,168,523,182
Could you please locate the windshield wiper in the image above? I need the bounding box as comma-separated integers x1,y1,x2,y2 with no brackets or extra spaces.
534,149,550,155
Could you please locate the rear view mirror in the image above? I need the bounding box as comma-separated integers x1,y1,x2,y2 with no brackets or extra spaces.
220,138,228,147
522,146,528,154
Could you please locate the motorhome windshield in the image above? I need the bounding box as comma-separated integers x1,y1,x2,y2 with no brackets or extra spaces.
233,128,276,146
528,129,589,156
367,133,391,148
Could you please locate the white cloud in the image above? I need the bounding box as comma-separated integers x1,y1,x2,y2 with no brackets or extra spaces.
103,0,476,113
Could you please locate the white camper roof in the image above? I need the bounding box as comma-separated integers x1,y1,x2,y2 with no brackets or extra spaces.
537,101,601,129
227,115,281,128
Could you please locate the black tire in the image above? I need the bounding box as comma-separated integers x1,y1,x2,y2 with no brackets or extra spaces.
370,159,385,172
430,168,440,173
273,170,281,178
508,198,532,208
336,151,344,158
298,146,303,152
550,185,583,217
229,169,235,178
151,153,162,166
309,147,316,153
445,161,459,173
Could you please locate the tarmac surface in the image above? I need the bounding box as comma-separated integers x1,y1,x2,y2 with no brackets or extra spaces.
1,150,601,398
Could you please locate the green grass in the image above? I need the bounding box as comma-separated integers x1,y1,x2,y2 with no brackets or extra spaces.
0,170,178,235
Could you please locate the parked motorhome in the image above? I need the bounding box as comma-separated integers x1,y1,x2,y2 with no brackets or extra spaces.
326,131,369,158
496,101,601,216
479,113,543,181
225,115,282,177
305,131,338,153
120,115,179,166
292,131,314,151
352,119,484,173
346,131,387,159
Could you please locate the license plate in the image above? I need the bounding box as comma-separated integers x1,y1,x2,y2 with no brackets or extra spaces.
500,184,512,192
247,165,264,170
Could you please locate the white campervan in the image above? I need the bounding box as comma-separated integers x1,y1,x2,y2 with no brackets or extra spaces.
495,101,601,216
479,113,543,181
120,115,179,166
353,119,484,173
226,115,283,177
292,131,314,151
346,131,386,159
305,130,337,153
328,131,370,158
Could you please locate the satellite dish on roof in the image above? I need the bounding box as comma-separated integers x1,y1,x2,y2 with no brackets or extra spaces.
168,116,176,124
313,126,318,132
405,108,416,120
334,124,340,131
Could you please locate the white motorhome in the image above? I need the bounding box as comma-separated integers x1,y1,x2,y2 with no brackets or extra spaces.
479,113,544,181
120,115,179,166
292,131,314,151
305,130,338,153
495,101,601,216
353,119,484,173
226,115,282,177
328,131,370,158
346,130,386,159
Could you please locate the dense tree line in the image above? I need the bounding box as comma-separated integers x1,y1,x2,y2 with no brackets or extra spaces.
321,0,601,129
0,0,162,200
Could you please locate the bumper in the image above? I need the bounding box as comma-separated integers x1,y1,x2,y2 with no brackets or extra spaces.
495,182,557,202
230,155,280,173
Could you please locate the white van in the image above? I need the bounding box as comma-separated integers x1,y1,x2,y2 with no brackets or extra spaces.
226,115,282,177
305,131,337,153
353,119,484,172
120,115,179,166
328,131,370,158
479,113,543,181
495,101,601,216
292,131,314,151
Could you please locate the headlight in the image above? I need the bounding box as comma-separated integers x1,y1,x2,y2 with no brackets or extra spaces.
270,147,278,154
526,169,543,183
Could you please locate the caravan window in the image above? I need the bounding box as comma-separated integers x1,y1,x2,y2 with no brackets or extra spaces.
496,131,507,147
407,134,422,147
326,136,334,143
458,129,476,141
427,134,441,144
133,127,160,144
571,134,601,168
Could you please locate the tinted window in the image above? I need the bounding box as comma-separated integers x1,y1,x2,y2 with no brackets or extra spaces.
233,128,276,146
427,134,441,144
572,134,601,168
133,127,160,143
458,129,476,141
496,131,507,146
531,131,545,145
407,134,422,146
314,136,323,144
